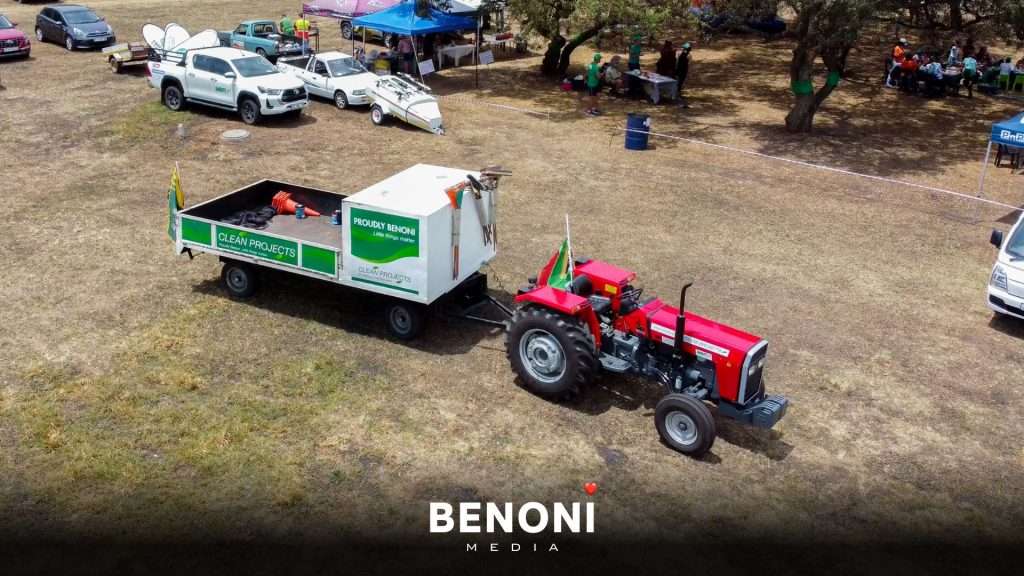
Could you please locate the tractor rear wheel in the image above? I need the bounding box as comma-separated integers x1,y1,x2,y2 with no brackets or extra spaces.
655,394,716,457
506,306,597,399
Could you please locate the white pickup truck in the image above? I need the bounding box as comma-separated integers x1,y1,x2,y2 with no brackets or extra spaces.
148,46,309,125
988,212,1024,321
276,51,377,110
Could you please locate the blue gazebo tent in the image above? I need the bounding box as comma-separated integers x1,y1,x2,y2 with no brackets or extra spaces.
980,112,1024,195
351,2,478,80
352,1,476,35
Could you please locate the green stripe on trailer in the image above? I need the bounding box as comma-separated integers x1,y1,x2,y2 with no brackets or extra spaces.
181,218,212,246
302,244,337,276
352,277,419,295
215,225,299,266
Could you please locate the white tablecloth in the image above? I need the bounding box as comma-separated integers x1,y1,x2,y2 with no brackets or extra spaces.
437,44,476,69
626,70,678,104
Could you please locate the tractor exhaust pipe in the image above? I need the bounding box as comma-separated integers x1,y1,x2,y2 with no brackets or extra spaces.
677,282,693,343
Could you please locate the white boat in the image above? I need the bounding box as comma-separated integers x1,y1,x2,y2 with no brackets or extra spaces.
368,74,444,135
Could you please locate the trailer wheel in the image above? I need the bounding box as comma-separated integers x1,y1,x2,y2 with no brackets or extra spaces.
655,394,716,457
506,306,596,399
370,105,386,126
221,262,259,299
385,301,424,341
109,57,122,73
162,84,185,111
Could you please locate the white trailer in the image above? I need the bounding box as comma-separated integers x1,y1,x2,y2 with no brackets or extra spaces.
172,164,507,338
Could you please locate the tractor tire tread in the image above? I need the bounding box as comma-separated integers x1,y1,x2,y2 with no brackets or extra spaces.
506,305,597,399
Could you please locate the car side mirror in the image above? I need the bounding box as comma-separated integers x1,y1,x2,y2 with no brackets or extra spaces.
224,72,236,80
991,229,1004,248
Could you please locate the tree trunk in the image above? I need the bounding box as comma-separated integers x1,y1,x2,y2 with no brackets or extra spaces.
949,0,963,32
785,42,817,132
556,23,605,76
541,35,566,76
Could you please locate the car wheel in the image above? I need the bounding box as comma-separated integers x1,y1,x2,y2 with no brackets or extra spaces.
334,90,348,110
239,97,261,125
35,28,43,43
256,47,267,58
162,84,185,111
370,104,386,126
65,35,74,51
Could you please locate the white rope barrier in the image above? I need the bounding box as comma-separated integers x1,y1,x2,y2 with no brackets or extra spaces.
438,94,552,118
616,127,1023,212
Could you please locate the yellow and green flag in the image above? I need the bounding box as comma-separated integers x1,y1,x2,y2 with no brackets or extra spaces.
541,237,572,289
167,165,184,239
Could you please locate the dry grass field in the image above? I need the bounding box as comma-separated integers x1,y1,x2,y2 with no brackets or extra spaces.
2,0,1024,572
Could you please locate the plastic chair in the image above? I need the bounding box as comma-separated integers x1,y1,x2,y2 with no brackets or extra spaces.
1014,75,1024,92
998,73,1010,90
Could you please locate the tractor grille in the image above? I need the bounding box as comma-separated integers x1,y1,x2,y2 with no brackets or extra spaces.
281,87,306,103
741,343,767,404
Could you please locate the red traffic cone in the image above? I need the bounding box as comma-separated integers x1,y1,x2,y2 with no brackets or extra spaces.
272,191,322,218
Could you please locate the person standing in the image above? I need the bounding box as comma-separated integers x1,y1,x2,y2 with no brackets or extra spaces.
675,41,692,108
962,52,978,98
656,40,676,77
628,34,642,71
294,12,311,55
279,13,294,38
947,40,960,66
887,38,907,87
398,35,414,74
585,52,602,116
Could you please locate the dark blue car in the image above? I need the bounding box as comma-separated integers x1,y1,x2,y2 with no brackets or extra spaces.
35,4,114,51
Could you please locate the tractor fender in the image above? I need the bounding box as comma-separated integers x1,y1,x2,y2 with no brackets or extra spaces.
515,286,602,347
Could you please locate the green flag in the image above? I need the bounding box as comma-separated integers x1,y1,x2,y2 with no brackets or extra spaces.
547,238,572,289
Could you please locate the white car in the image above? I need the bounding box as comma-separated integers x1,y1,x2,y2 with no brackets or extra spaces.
148,46,308,125
276,51,376,109
369,74,444,135
988,212,1024,320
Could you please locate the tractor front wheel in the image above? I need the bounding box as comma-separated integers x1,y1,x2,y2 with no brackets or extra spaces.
655,394,716,457
506,306,597,399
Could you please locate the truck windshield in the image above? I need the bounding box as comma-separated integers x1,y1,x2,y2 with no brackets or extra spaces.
64,10,101,24
233,56,277,77
0,16,12,29
1006,224,1024,260
327,57,367,77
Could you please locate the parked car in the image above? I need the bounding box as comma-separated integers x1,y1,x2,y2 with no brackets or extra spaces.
219,20,301,61
35,4,115,51
0,14,30,59
148,46,308,125
277,51,376,109
988,211,1024,321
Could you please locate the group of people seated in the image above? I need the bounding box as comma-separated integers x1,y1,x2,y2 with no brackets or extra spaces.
885,37,1022,98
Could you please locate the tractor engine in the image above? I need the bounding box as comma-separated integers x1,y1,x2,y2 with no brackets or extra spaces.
509,257,789,457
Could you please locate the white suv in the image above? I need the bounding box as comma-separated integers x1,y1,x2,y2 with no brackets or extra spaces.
149,46,308,125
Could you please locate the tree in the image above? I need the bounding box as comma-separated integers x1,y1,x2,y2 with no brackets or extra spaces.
507,0,684,76
784,0,877,132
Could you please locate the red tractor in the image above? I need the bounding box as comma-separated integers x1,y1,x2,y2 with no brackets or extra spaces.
506,257,789,457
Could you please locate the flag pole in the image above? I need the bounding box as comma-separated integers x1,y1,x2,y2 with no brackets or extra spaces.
565,213,574,281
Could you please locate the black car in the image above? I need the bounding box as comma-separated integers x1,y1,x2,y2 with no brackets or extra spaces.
35,4,114,51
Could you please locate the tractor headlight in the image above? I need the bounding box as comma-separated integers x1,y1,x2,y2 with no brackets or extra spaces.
258,86,283,96
991,265,1008,291
748,356,766,377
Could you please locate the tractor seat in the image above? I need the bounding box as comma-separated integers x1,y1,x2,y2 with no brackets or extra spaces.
588,295,613,316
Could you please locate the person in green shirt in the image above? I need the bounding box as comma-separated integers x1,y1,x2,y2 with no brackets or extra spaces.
585,52,602,116
279,14,294,36
628,34,642,71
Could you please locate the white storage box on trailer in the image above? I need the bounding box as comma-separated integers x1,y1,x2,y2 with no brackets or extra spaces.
341,164,498,304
